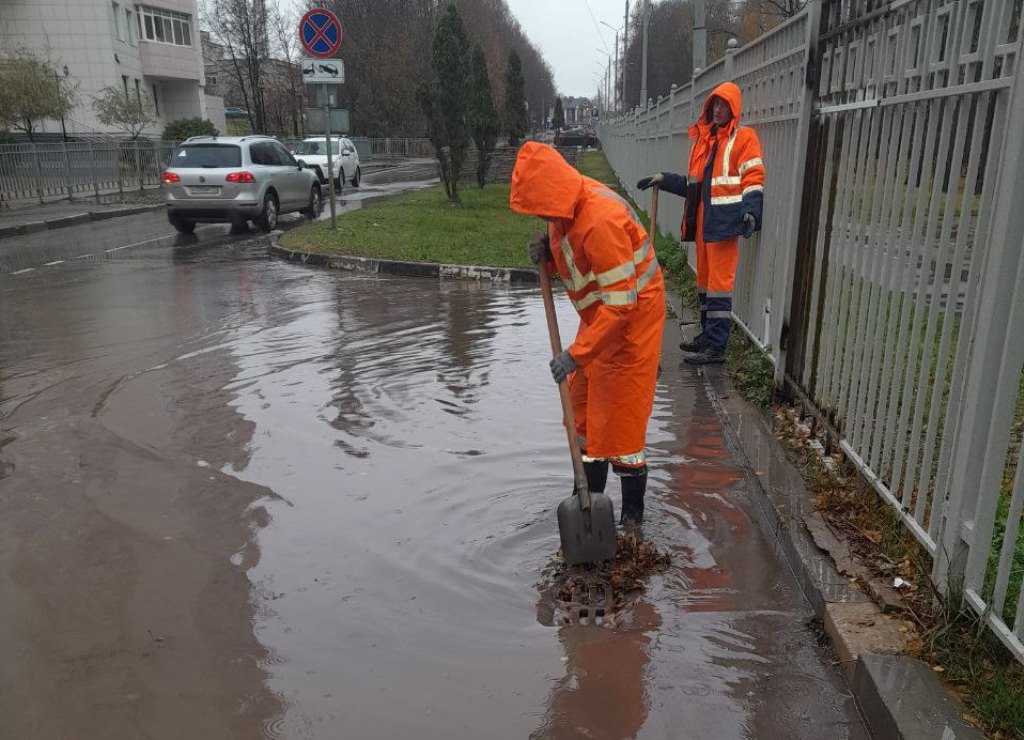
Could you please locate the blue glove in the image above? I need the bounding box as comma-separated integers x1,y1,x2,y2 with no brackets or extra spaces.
549,350,578,384
742,213,757,238
528,233,551,265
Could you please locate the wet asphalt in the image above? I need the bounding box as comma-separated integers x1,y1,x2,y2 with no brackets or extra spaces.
0,178,870,739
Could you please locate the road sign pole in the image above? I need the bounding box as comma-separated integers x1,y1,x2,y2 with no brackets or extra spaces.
324,83,336,229
299,7,343,230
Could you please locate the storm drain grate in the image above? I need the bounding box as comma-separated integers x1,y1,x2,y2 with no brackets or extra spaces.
552,582,615,627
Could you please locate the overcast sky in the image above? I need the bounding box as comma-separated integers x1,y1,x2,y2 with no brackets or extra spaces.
507,0,629,98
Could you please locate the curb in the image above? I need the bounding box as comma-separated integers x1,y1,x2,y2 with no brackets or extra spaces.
0,204,163,239
698,364,984,740
267,235,539,285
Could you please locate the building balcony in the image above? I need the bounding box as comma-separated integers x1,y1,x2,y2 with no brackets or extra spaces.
139,40,202,81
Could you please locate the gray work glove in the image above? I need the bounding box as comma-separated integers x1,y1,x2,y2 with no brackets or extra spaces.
636,172,664,191
742,213,757,238
528,232,551,265
549,350,578,384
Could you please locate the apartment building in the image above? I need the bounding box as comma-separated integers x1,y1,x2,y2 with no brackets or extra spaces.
0,0,226,137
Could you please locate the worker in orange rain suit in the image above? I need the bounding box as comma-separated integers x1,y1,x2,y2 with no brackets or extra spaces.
510,142,665,526
637,81,765,365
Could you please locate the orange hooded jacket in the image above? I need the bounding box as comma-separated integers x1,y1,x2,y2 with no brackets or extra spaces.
682,82,765,243
510,142,665,461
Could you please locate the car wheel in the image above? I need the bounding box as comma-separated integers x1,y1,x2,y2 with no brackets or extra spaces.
335,169,344,195
257,191,279,232
303,185,323,220
351,166,361,188
169,215,196,234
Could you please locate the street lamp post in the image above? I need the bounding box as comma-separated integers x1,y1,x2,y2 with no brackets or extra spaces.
600,20,623,114
55,65,69,141
640,0,650,106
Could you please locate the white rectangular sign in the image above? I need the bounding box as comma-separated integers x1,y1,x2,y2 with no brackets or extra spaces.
301,58,345,84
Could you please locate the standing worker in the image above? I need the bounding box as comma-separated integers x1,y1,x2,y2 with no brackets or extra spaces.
510,142,665,526
637,81,765,365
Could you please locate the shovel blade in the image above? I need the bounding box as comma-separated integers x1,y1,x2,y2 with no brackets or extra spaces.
557,492,617,565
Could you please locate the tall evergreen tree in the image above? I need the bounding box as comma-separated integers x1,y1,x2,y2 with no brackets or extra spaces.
553,96,565,137
469,45,499,188
504,49,528,147
421,3,472,202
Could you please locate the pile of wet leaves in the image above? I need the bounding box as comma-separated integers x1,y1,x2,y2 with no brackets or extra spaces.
538,533,670,628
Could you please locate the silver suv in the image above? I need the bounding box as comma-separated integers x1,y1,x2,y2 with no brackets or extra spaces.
162,135,323,233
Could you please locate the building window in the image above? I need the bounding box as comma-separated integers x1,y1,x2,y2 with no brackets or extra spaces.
125,9,134,44
134,78,141,102
207,75,217,87
138,6,193,47
152,84,160,116
111,1,124,41
122,75,129,95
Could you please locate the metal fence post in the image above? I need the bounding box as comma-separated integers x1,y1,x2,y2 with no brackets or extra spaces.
117,143,125,196
935,56,1024,601
773,0,823,384
62,141,74,199
90,141,101,202
134,142,144,191
31,144,44,204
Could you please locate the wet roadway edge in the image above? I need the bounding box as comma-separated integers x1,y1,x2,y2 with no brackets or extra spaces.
268,239,986,739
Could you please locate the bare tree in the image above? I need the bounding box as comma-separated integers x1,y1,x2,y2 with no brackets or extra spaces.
268,1,305,138
0,50,78,141
203,0,271,133
92,86,156,139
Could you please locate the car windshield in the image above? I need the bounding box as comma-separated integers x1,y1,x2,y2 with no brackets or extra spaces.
295,140,340,156
173,144,242,168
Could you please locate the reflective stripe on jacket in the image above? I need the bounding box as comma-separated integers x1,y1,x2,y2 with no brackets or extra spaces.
509,142,664,368
509,142,666,460
682,81,766,244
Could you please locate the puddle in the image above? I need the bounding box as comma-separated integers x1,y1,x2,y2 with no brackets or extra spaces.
0,254,869,739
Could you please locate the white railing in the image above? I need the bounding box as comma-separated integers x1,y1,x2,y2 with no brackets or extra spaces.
600,0,1024,662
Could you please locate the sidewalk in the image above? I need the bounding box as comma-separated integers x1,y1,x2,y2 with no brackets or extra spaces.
0,194,164,239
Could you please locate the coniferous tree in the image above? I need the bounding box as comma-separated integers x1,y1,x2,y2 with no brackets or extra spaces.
420,3,472,202
553,97,565,137
504,49,528,147
469,44,499,188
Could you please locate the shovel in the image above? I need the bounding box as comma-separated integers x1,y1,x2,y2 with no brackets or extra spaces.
537,259,617,566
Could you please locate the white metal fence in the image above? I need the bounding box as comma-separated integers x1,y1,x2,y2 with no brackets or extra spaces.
0,137,436,207
0,140,178,205
601,0,1024,662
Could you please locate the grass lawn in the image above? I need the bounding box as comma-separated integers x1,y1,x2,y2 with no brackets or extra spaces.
577,150,618,184
280,184,543,269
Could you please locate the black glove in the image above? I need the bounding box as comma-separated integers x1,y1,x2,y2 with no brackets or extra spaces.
549,350,578,384
742,213,757,238
636,172,664,191
528,233,551,265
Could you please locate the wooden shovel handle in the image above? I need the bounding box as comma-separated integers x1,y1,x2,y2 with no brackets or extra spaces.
537,257,591,510
650,185,659,250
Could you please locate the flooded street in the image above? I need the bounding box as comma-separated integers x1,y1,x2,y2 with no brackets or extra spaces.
0,234,869,739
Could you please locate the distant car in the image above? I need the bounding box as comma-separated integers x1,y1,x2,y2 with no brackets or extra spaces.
161,135,322,234
292,136,361,190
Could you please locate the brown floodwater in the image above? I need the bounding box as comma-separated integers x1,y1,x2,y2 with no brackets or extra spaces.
0,239,869,739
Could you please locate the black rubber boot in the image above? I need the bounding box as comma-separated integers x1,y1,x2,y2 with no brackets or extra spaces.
618,468,647,526
683,346,726,365
583,460,609,493
679,332,707,353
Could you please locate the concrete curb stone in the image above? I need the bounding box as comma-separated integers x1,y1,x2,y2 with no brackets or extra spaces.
0,203,164,240
267,234,539,284
694,350,985,739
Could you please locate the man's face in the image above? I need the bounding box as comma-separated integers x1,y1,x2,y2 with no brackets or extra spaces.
712,97,733,127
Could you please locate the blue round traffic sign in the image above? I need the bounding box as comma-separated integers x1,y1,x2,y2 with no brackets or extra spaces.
299,9,343,59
